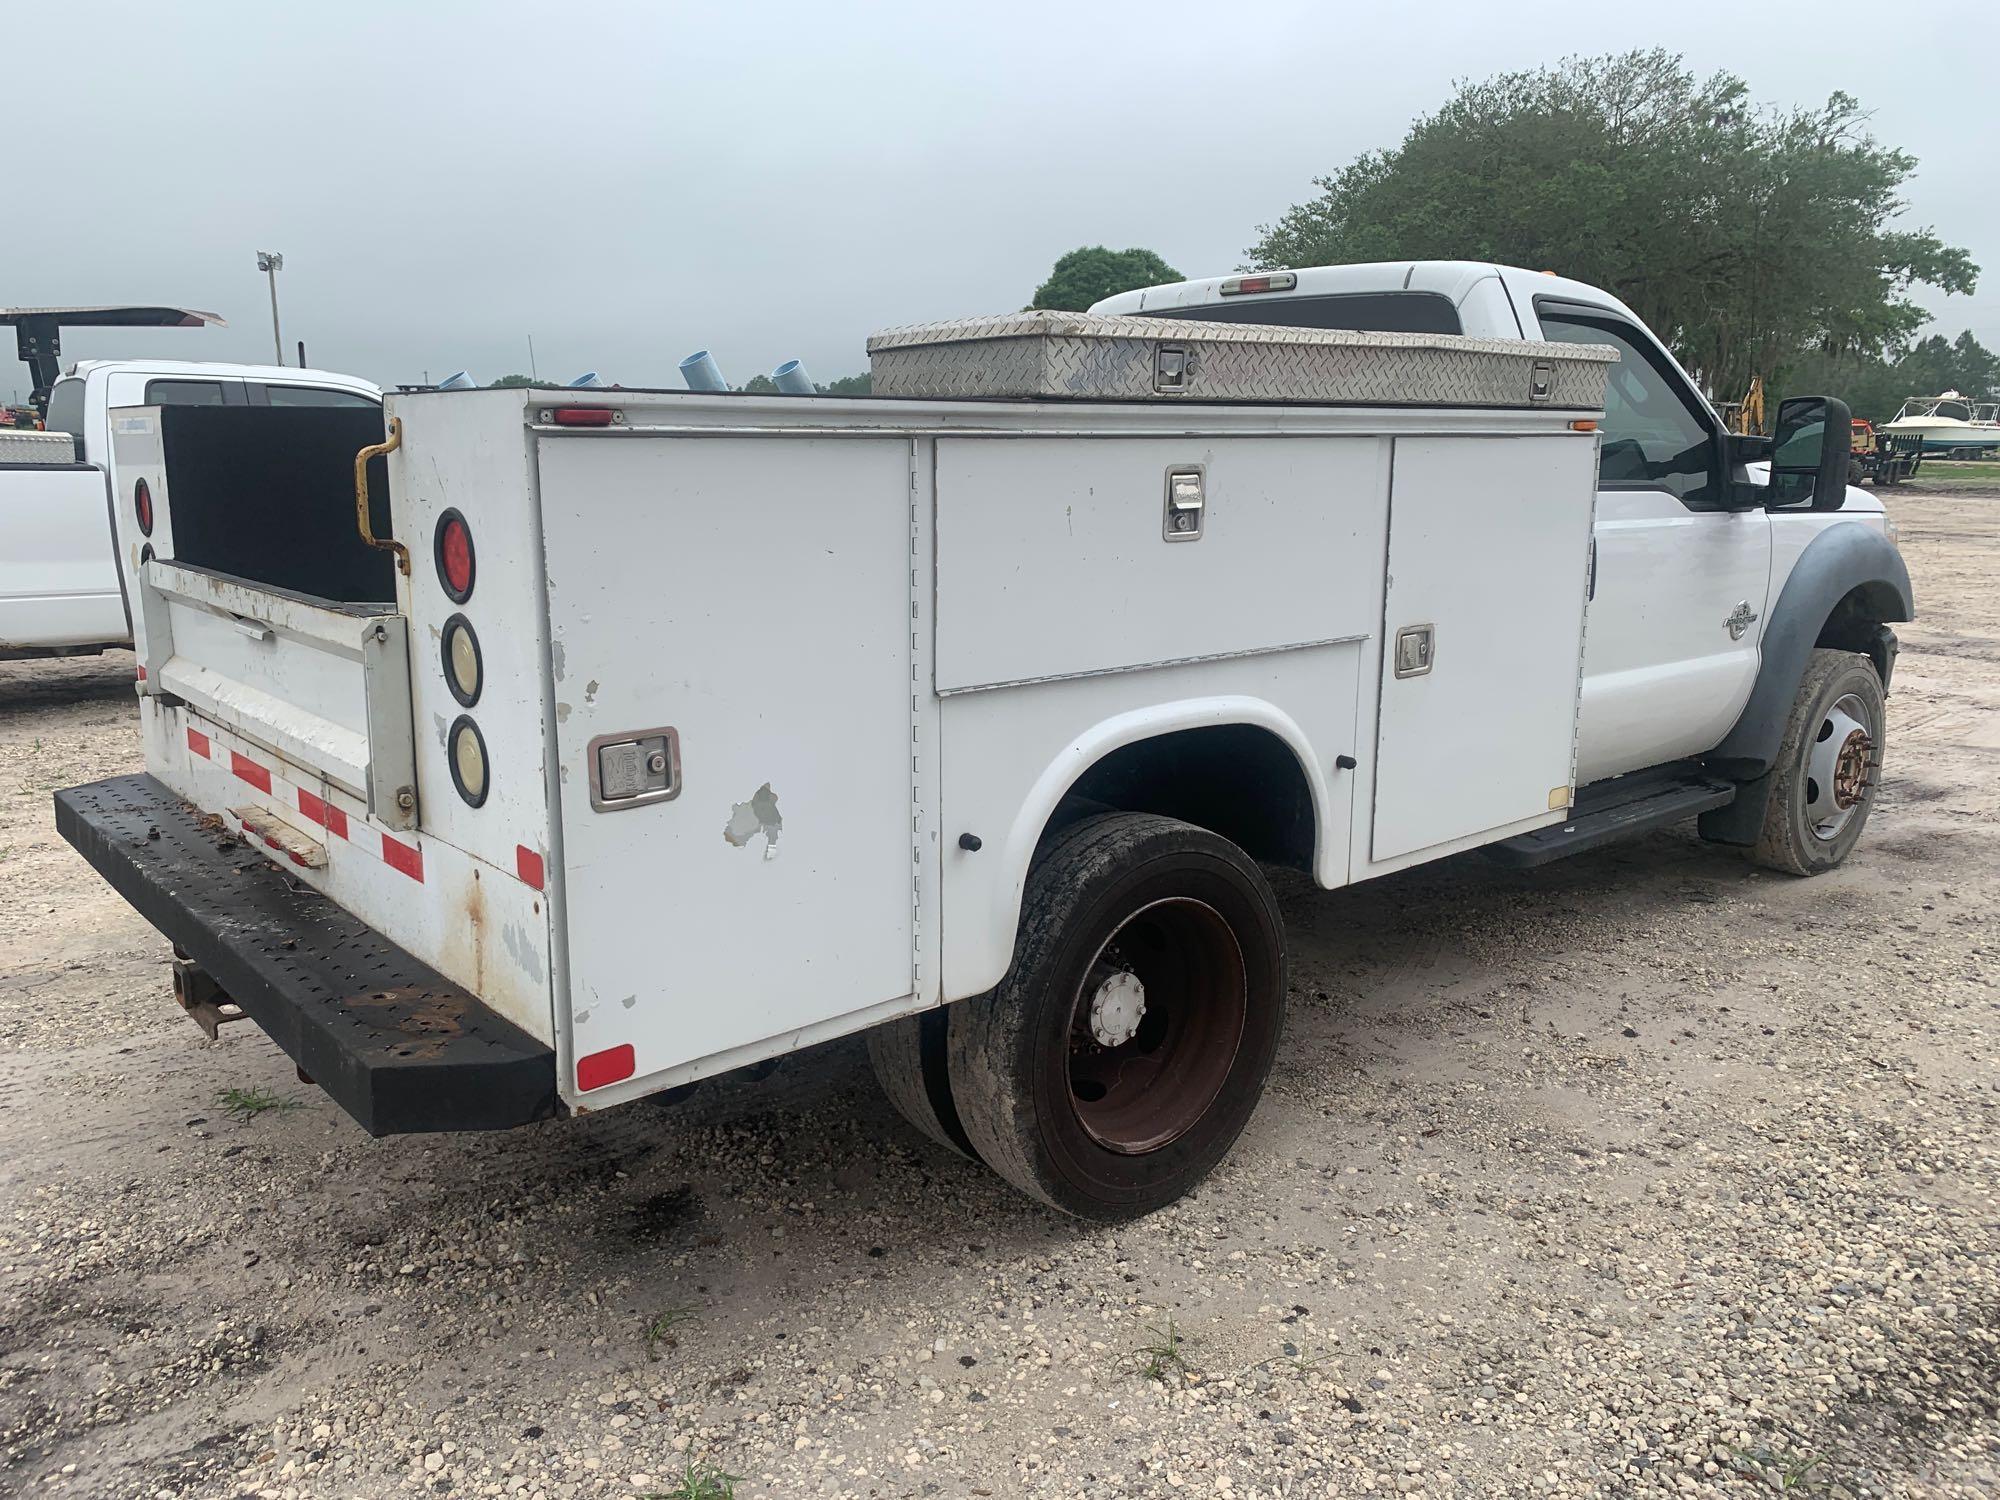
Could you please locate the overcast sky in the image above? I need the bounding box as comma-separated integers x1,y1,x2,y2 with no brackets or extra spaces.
8,0,1992,397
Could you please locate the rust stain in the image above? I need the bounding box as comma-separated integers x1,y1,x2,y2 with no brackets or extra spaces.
342,984,479,1060
464,866,487,997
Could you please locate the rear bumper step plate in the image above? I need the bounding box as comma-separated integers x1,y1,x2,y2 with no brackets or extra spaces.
54,774,557,1135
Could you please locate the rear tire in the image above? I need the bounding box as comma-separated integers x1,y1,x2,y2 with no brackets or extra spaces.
946,813,1286,1220
867,1011,978,1159
1749,648,1886,876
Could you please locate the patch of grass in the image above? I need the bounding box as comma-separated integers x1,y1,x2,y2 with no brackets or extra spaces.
216,1085,303,1121
1248,1341,1330,1376
644,1458,740,1499
1727,1444,1830,1492
1126,1313,1195,1384
644,1305,695,1360
1911,458,2000,488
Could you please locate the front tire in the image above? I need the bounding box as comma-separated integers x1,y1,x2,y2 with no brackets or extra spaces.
1749,648,1886,875
946,813,1286,1219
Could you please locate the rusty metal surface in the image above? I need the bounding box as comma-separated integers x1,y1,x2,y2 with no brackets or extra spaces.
53,773,556,1135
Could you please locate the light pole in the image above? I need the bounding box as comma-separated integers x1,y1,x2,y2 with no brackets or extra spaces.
255,251,284,365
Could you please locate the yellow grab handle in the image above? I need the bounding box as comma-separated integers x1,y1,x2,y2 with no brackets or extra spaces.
354,416,410,576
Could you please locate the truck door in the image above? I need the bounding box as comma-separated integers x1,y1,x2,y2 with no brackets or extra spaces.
1533,306,1772,786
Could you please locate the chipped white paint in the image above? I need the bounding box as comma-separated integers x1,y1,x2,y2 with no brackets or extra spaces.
722,784,782,859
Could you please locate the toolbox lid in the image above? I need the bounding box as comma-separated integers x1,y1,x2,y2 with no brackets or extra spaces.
867,309,1616,408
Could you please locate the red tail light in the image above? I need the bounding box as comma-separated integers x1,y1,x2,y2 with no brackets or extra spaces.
134,478,154,536
1219,273,1298,296
434,509,475,602
552,407,616,427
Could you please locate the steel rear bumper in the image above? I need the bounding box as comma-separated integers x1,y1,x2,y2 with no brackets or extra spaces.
54,774,558,1135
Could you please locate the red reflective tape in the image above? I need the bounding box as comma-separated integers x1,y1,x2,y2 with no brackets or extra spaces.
295,787,349,840
230,751,271,793
516,844,545,891
577,1044,636,1092
186,728,210,759
381,833,424,881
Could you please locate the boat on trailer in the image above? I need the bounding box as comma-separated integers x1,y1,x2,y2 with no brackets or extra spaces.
1881,392,2000,456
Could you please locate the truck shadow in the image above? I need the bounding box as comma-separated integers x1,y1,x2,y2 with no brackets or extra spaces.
0,652,137,717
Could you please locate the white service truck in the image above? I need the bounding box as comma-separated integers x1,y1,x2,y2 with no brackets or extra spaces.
1,355,379,659
56,264,1910,1220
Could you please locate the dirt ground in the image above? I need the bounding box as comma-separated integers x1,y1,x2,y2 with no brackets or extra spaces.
1,491,1994,1500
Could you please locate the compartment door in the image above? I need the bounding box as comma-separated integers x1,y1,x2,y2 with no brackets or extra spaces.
1370,434,1596,862
538,435,916,1092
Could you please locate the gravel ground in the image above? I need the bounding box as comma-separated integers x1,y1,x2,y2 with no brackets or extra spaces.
1,490,1996,1500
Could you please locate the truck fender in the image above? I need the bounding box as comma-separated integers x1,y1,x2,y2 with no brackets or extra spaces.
946,696,1329,1002
1698,520,1912,843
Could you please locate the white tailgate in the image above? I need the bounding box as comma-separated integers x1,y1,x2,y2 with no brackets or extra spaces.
138,561,415,823
537,434,916,1095
1370,434,1596,862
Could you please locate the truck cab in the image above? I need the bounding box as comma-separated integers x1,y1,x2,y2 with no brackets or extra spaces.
2,360,379,659
1093,261,1906,813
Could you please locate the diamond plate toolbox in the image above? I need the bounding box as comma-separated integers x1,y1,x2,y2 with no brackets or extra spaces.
867,310,1615,408
0,430,78,464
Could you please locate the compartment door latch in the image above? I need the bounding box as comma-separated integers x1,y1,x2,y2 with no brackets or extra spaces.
1164,466,1205,541
588,727,681,812
1393,624,1436,678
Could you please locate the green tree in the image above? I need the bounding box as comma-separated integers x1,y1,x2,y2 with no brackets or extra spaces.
818,372,872,396
1246,50,1977,399
1030,246,1183,312
1786,329,1999,424
489,373,537,387
736,374,779,394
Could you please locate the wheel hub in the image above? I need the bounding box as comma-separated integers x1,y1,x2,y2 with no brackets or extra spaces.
1087,967,1148,1048
1832,728,1872,810
1802,690,1878,840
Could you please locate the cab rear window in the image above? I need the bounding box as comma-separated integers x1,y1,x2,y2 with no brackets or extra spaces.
145,379,228,406
264,385,379,410
1147,291,1462,335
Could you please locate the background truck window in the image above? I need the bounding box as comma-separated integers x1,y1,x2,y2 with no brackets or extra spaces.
44,378,86,453
263,385,380,410
143,379,228,406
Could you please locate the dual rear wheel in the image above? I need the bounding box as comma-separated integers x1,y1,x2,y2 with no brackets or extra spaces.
868,813,1286,1219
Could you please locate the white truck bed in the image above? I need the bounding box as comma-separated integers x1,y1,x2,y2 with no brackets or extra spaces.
73,380,1598,1128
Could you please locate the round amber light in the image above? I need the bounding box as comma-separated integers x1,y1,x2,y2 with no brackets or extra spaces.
449,716,489,807
441,614,482,707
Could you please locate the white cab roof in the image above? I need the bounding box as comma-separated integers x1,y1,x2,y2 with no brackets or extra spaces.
1092,260,1643,327
63,359,380,397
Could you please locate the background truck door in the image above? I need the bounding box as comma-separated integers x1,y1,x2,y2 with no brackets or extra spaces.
1534,307,1772,785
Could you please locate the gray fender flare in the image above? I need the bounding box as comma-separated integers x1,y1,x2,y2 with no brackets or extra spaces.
1698,520,1913,843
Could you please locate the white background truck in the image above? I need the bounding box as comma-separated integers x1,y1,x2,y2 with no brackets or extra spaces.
55,267,1910,1220
1,340,379,659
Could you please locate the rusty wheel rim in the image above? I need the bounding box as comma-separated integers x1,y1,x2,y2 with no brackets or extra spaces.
1066,897,1247,1156
1804,691,1877,840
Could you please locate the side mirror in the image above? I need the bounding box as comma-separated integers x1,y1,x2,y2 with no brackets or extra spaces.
1769,395,1852,510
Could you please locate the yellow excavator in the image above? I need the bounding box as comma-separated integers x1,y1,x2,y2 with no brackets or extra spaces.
1718,375,1767,436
